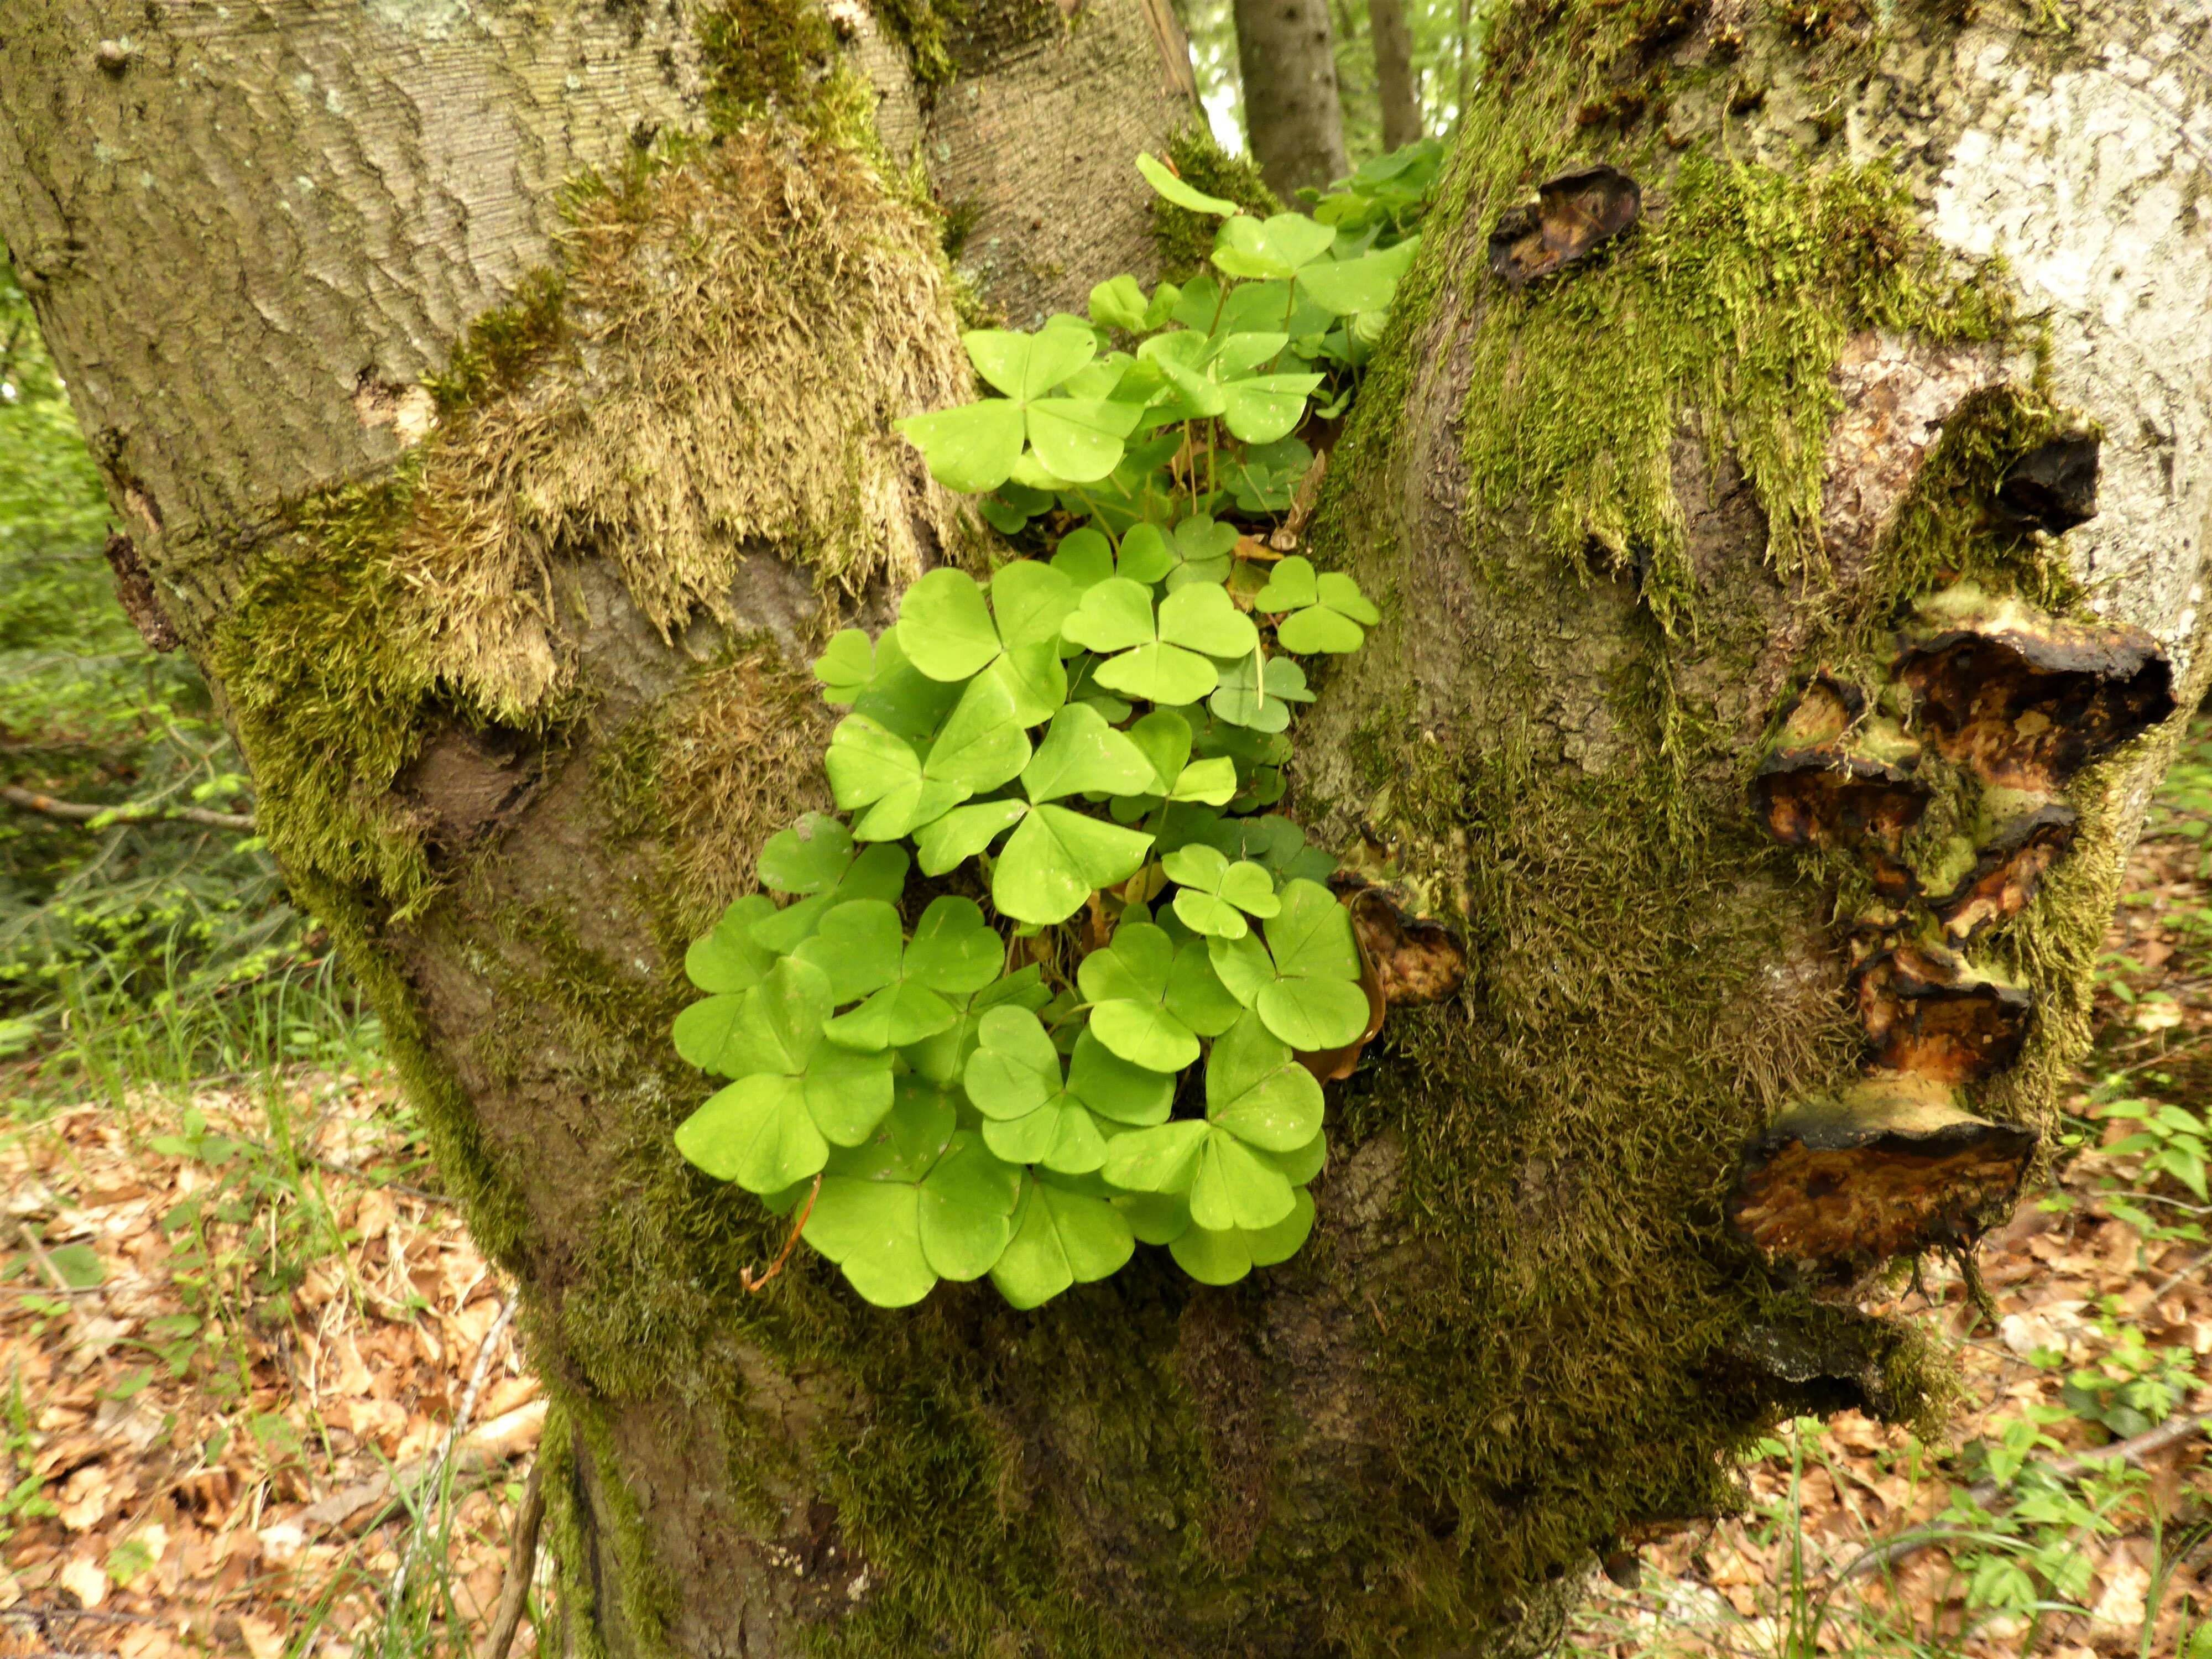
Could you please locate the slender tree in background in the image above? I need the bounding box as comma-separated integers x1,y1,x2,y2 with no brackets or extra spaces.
1234,0,1353,195
1366,0,1423,152
3,0,2209,1654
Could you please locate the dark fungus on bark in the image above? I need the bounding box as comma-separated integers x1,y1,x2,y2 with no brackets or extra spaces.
1728,1074,2037,1271
1893,588,2176,791
1996,431,2101,534
102,531,179,653
1932,796,2078,941
1488,165,1642,289
1854,942,2031,1084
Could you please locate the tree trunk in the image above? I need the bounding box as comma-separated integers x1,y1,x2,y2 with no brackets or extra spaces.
1366,0,1422,153
4,2,2209,1656
1232,0,1351,197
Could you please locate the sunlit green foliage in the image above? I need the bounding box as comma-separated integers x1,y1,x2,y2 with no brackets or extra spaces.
0,265,319,1072
671,156,1410,1307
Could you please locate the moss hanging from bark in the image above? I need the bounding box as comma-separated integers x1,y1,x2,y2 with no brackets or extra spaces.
212,126,972,917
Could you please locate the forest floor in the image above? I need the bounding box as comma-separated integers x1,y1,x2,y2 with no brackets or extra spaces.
6,738,2212,1657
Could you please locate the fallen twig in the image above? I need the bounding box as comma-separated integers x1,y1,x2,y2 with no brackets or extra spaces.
301,1396,547,1533
478,1454,547,1659
1,784,253,833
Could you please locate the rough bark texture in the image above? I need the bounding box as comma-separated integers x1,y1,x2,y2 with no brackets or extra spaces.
1232,0,1352,196
4,0,2210,1656
1366,0,1422,152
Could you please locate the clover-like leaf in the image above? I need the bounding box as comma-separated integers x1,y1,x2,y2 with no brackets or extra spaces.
988,1175,1136,1310
994,805,1155,926
758,813,855,896
833,670,1031,840
1206,878,1368,1051
1028,396,1144,484
1074,921,1239,1072
915,797,1030,877
967,326,1095,401
1135,152,1244,218
805,1129,1024,1306
894,400,1025,494
848,625,964,744
790,899,903,1006
1254,556,1380,654
1212,212,1337,281
747,824,912,954
1115,522,1174,585
825,1076,956,1182
896,568,1000,681
817,896,1003,1051
1165,516,1238,591
1208,646,1314,732
1205,1010,1323,1151
1220,373,1325,445
1020,702,1155,802
1168,756,1237,804
1064,576,1254,706
1089,273,1151,332
802,1178,936,1307
1294,235,1420,317
672,959,895,1193
812,629,874,705
963,1005,1062,1121
1187,1126,1297,1232
1168,1189,1317,1285
1060,576,1155,655
1067,1026,1173,1125
685,893,778,993
1050,526,1117,593
1162,844,1281,940
1126,709,1192,797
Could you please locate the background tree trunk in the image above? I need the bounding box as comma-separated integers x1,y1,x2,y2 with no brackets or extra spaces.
4,3,2209,1658
1366,0,1422,153
1232,0,1352,196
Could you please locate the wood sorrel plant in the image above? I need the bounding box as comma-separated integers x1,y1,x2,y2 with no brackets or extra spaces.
670,155,1422,1310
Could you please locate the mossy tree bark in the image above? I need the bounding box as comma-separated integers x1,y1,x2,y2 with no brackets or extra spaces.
4,1,2210,1655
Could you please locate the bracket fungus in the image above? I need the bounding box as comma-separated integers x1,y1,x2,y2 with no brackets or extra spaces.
1728,1073,2036,1275
1930,789,2078,941
1854,942,2031,1084
1995,431,2101,535
1893,586,2175,792
1487,165,1642,289
1749,679,1928,897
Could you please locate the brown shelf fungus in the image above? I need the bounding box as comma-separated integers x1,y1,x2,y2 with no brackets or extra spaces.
1728,1073,2037,1275
1854,941,2032,1084
1487,164,1642,289
1749,679,1928,895
1893,585,2175,791
1931,787,2079,941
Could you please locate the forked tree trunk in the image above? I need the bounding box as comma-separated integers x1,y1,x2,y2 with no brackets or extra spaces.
4,0,2209,1655
1233,0,1352,196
